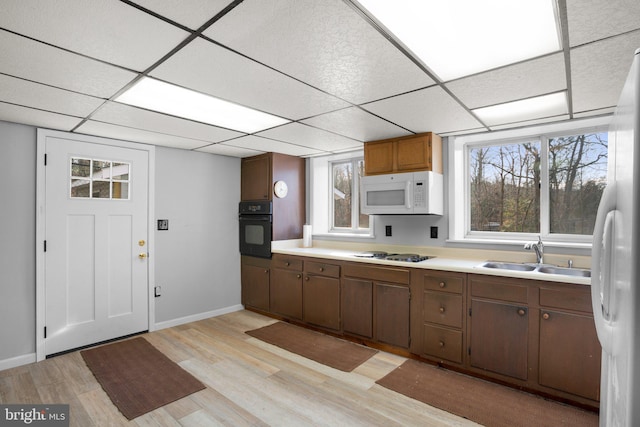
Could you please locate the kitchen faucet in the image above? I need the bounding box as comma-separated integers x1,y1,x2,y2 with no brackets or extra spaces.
524,236,544,264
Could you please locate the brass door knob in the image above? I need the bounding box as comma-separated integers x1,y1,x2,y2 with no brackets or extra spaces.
138,252,147,259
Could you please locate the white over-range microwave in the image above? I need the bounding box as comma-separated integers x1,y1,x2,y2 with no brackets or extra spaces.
360,171,443,215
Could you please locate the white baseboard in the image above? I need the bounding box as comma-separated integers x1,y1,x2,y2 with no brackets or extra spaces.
154,304,244,331
0,353,36,372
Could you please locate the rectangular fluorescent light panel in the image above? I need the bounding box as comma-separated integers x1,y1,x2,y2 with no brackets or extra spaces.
473,92,568,126
357,0,561,81
115,77,289,133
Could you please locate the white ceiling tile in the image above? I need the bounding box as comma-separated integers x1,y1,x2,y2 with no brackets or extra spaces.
0,102,82,131
196,143,264,158
446,53,566,109
363,86,484,134
574,107,616,118
571,32,640,113
0,74,104,117
0,0,189,71
223,135,324,157
91,102,244,144
567,0,640,47
0,31,137,98
301,107,411,141
489,114,571,131
75,121,208,150
256,123,362,153
130,0,230,30
204,0,434,104
438,127,487,138
152,38,350,120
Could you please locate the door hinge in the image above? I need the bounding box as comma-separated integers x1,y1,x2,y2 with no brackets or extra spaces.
468,307,472,316
44,153,47,166
44,327,47,339
468,347,471,356
44,240,47,252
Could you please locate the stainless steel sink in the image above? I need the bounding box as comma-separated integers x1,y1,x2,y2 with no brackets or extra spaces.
537,265,591,278
480,261,537,272
478,261,591,278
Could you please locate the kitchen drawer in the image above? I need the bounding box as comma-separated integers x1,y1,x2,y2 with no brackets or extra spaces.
272,254,303,271
470,275,528,304
422,324,463,364
343,262,409,285
423,291,463,328
422,273,464,294
539,286,592,313
305,260,340,278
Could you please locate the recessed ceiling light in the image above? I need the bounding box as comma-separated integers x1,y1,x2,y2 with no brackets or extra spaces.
472,92,568,125
356,0,561,81
115,77,289,133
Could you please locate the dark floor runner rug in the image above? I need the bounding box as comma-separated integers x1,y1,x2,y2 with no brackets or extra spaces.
376,359,598,427
81,336,206,420
246,321,378,372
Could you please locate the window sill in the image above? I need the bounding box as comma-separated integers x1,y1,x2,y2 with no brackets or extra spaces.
446,237,592,250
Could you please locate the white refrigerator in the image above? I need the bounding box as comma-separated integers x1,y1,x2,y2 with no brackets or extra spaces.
592,47,640,426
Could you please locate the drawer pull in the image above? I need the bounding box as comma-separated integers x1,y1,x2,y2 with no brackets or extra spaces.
542,312,550,320
285,262,290,266
297,274,302,279
319,267,324,272
517,308,526,316
439,341,445,348
439,306,445,314
439,281,446,288
304,275,308,281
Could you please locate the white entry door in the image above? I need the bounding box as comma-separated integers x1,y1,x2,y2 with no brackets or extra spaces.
42,135,149,356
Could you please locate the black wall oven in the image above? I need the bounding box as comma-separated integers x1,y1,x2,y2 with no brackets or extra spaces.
239,201,272,258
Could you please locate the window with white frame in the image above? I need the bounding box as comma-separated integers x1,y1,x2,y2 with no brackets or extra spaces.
450,118,609,244
309,152,372,236
331,158,370,232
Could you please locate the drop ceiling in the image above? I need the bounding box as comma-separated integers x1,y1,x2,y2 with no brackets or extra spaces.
0,0,638,158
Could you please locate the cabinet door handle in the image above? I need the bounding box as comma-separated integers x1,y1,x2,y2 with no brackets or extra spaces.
439,281,446,288
285,262,290,266
542,312,550,320
304,276,309,281
439,306,445,314
264,269,269,274
439,341,445,348
517,308,526,316
319,267,324,272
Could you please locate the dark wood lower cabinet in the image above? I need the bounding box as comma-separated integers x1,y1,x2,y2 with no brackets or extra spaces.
303,274,340,330
469,299,529,380
240,256,270,311
342,278,373,338
376,283,410,348
539,310,601,401
270,268,302,320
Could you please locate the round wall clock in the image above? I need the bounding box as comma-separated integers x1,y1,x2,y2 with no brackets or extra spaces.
273,180,288,198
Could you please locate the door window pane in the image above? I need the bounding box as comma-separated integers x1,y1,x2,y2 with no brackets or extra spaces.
469,141,541,233
70,157,131,200
548,132,608,235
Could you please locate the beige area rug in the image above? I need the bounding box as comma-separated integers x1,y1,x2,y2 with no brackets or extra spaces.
81,337,206,420
376,359,598,427
246,321,378,372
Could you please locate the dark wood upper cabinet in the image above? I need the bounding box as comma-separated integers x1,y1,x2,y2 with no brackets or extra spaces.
241,152,305,241
364,132,442,176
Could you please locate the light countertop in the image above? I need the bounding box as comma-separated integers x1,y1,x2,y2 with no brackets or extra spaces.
271,240,591,286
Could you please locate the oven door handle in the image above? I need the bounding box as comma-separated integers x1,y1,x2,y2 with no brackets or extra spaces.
239,215,272,222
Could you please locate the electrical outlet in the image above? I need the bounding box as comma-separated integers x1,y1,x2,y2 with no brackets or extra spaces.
430,226,438,239
385,225,392,236
154,286,161,297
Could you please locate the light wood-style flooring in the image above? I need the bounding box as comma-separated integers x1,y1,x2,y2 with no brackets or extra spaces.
0,310,478,426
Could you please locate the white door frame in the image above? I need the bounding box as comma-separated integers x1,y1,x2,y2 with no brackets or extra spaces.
35,128,156,361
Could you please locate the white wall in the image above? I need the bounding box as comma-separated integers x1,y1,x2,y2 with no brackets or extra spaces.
0,121,243,368
0,121,37,363
153,147,241,325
